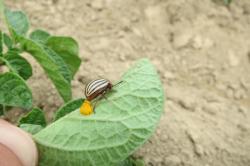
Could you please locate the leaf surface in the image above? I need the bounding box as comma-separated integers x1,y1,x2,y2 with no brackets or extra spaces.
54,98,84,121
19,108,46,127
19,37,72,102
0,72,32,109
3,33,13,49
30,29,50,43
34,59,164,166
46,36,81,77
4,51,32,80
42,45,71,83
20,124,44,135
4,8,29,38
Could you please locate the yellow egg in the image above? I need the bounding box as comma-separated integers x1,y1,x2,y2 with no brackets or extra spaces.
80,100,93,115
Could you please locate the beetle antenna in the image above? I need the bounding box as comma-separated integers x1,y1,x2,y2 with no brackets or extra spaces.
113,80,123,87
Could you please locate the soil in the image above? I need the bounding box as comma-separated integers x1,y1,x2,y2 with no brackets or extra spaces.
4,0,250,165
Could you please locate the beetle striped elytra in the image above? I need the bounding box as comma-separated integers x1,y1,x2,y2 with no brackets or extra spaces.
85,79,123,101
85,79,112,101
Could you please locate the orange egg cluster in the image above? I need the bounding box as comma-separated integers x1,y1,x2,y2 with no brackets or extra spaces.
79,100,93,115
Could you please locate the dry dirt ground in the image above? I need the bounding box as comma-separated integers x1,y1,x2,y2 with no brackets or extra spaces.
4,0,250,165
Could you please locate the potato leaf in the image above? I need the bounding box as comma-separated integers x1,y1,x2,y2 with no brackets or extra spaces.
42,45,72,83
34,59,164,166
4,8,29,39
46,36,81,77
30,29,50,43
19,108,46,127
0,72,32,109
54,98,84,121
18,37,72,102
20,123,44,135
4,51,32,80
3,33,13,49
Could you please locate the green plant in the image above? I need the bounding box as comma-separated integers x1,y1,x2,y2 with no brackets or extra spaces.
0,1,164,166
0,0,81,117
21,59,164,166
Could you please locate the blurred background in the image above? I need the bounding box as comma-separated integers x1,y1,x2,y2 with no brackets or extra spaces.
5,0,250,165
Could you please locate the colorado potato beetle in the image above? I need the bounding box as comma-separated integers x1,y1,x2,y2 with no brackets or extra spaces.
80,79,122,115
85,79,113,101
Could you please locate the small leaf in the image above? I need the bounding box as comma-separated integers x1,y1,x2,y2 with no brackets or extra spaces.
54,98,84,121
30,29,50,43
0,72,32,109
4,51,32,80
3,33,13,49
4,8,29,38
19,108,46,127
19,37,71,102
46,36,81,77
20,123,44,135
34,59,164,166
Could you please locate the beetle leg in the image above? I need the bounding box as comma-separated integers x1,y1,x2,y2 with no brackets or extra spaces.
103,95,109,100
100,91,109,101
92,100,99,113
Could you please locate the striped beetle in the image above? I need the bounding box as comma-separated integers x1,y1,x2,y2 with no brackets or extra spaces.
80,79,122,115
85,79,113,101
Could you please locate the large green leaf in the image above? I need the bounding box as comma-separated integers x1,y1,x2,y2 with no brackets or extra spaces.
34,59,164,166
30,29,50,43
0,72,32,109
46,36,81,77
19,37,72,102
42,45,71,83
19,108,46,127
4,8,29,38
54,98,84,121
4,51,32,80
